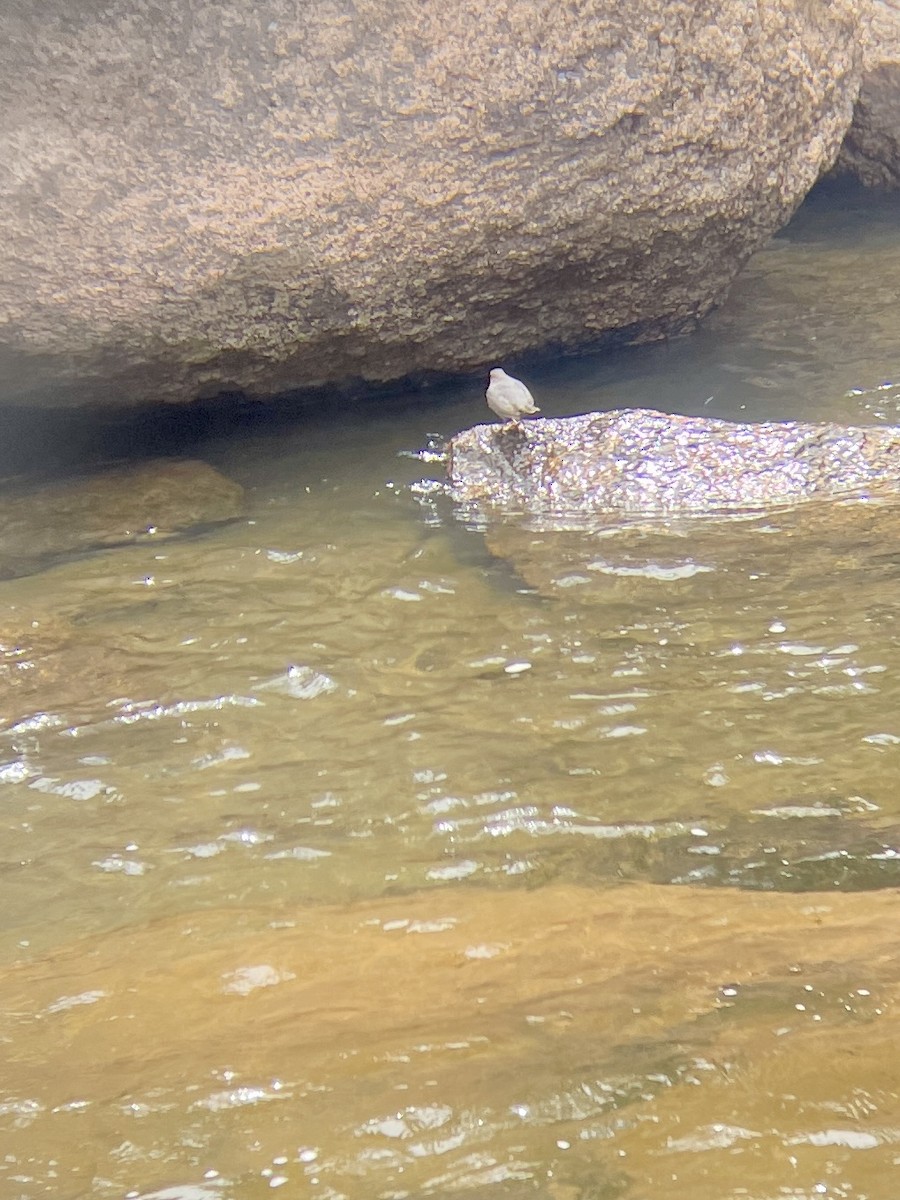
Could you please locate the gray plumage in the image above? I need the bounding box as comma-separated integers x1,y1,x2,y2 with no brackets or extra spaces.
485,368,540,425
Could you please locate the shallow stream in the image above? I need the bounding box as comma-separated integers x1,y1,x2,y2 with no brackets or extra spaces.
2,181,900,1199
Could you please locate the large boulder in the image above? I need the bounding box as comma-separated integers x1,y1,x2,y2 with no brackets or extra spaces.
0,0,863,407
835,0,900,187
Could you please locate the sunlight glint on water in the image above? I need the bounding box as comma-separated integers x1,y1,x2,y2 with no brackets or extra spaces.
1,182,900,1199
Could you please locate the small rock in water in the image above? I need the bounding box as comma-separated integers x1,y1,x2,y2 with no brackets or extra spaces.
450,409,900,515
0,458,243,579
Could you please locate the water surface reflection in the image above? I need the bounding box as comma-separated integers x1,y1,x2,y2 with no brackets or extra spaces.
1,181,900,1197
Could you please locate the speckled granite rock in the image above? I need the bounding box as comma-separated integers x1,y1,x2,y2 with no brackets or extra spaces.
836,0,900,188
0,0,863,407
448,410,900,518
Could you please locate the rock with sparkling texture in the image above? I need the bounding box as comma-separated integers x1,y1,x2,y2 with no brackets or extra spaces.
448,409,900,518
485,368,540,425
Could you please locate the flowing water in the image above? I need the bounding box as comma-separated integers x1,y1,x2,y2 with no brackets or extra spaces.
2,180,900,1199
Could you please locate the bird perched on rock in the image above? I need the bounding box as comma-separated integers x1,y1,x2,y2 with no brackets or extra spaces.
485,368,540,427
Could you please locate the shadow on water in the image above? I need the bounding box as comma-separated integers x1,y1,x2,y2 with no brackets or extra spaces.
0,372,479,486
3,176,896,478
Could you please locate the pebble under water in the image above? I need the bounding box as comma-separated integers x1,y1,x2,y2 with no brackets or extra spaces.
2,181,900,1199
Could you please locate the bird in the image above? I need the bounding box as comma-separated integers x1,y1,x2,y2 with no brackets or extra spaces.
485,368,540,428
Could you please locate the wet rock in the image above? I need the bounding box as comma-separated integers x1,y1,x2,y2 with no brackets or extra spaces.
0,1,862,407
448,410,900,518
835,0,900,188
0,458,243,579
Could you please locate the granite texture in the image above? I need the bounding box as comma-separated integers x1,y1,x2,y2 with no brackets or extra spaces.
836,0,900,187
0,0,863,406
448,409,900,517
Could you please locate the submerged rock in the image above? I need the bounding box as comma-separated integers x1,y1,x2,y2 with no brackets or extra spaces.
0,458,243,579
481,495,900,606
2,881,900,1194
448,409,900,518
0,0,863,406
